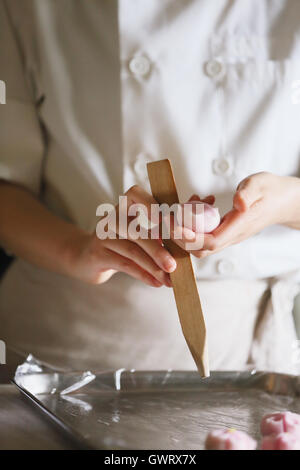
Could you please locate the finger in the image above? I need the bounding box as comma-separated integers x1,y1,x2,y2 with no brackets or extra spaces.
116,185,177,270
233,190,248,212
102,247,165,288
186,196,256,257
234,176,262,212
188,194,216,205
192,249,213,259
125,185,159,222
188,194,201,202
203,195,216,205
116,186,158,237
104,239,172,287
182,210,239,254
132,236,177,274
169,218,206,251
200,209,244,251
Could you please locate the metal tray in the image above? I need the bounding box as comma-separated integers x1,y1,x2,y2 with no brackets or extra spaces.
13,356,300,450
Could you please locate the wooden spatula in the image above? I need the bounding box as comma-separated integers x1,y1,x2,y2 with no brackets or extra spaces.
147,159,209,377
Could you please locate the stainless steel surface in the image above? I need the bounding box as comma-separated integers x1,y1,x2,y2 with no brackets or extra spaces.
0,384,78,449
15,359,300,450
0,350,79,449
0,348,27,384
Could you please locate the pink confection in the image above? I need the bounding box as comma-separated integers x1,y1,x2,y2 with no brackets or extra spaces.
261,412,300,437
205,429,257,450
179,201,221,234
261,432,300,450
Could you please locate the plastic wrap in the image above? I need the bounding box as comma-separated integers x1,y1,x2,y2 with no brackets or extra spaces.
14,355,300,450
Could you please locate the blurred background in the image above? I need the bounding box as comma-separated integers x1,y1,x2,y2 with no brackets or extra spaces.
0,248,12,279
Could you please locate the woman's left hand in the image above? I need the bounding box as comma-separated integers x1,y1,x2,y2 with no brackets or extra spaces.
174,172,300,258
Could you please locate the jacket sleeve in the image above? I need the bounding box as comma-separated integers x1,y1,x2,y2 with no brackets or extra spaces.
0,0,44,196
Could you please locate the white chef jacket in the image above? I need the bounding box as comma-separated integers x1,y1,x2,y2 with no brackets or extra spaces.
1,0,300,281
0,0,300,372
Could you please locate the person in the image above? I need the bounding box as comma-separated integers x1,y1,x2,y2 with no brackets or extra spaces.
0,0,300,373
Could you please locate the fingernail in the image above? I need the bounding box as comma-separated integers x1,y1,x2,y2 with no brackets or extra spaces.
163,257,177,272
189,194,201,202
182,228,196,241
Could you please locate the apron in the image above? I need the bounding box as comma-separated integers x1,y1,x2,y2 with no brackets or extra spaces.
0,259,299,373
249,274,300,374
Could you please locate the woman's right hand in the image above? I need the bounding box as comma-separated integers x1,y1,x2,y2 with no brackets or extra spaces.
68,185,177,287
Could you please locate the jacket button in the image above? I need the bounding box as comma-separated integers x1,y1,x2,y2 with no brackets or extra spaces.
204,60,225,79
212,157,233,176
129,56,151,77
217,259,235,275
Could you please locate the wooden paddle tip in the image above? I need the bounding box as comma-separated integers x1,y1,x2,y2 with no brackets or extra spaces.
200,368,210,379
189,340,209,378
197,359,210,378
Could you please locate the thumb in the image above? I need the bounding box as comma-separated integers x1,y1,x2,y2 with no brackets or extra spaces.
233,176,262,212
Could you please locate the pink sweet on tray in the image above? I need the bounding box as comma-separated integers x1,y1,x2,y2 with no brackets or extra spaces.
261,432,300,450
261,412,300,437
205,429,257,450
